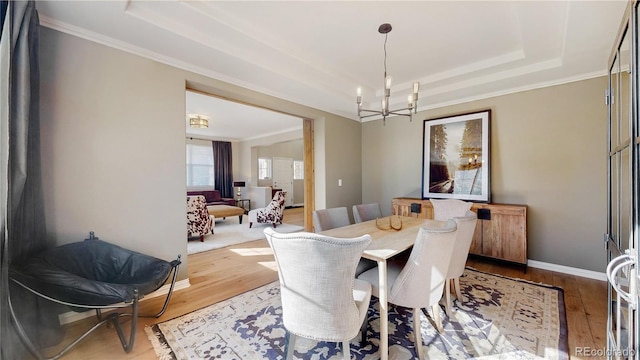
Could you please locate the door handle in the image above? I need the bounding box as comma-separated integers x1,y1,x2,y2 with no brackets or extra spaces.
607,250,637,309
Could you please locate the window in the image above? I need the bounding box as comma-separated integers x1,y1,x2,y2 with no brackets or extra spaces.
293,160,304,180
258,158,272,180
186,144,214,187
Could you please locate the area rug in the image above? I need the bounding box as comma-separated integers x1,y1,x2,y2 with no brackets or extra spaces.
187,218,304,255
146,268,567,359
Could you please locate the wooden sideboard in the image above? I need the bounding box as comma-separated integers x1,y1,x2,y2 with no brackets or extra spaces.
391,197,528,267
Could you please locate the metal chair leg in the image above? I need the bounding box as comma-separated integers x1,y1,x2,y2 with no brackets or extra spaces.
141,256,181,319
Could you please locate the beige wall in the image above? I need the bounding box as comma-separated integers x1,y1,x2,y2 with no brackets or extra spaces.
39,27,362,281
362,77,607,272
40,28,190,278
42,24,605,274
323,115,363,223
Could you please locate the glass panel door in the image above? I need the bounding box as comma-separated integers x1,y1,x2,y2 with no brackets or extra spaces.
606,4,637,357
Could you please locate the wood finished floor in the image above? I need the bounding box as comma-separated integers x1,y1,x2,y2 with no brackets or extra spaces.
44,207,606,360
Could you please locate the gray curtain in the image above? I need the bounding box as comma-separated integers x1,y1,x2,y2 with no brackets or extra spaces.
1,1,59,358
212,141,234,198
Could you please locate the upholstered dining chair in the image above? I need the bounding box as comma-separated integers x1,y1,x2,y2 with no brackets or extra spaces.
352,203,382,223
312,207,351,231
264,228,372,360
248,191,286,228
313,207,376,276
430,198,472,221
443,211,478,316
357,220,457,360
187,195,214,241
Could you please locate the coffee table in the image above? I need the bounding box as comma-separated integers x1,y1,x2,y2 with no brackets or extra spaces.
207,205,245,224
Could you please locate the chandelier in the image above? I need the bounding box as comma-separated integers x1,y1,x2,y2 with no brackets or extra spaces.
356,23,420,125
188,114,209,128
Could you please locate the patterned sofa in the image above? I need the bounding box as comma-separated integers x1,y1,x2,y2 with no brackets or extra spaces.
187,189,236,206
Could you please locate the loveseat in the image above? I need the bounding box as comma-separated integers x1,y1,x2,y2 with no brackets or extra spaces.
186,189,236,206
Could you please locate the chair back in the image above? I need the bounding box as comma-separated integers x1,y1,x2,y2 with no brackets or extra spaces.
313,207,350,231
186,195,212,237
430,199,472,221
262,191,287,220
447,211,478,279
388,219,457,309
352,203,382,223
264,228,371,342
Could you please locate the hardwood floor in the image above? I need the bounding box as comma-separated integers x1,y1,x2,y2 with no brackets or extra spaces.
44,207,605,359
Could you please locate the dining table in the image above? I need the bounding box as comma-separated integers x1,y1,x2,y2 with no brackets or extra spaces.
319,215,433,360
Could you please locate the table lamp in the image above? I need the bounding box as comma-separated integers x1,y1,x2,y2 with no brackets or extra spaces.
233,181,245,200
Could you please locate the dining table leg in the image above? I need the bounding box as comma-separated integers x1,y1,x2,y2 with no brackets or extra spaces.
377,259,388,360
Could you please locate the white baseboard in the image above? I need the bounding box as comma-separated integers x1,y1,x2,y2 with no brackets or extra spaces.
527,259,607,282
58,279,191,325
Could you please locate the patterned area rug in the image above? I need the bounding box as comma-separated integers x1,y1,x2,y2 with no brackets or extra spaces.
146,268,567,359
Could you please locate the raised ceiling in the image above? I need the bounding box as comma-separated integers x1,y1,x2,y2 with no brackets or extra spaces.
185,91,302,141
37,1,627,128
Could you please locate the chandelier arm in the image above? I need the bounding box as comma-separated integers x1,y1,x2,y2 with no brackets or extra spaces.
358,111,385,119
388,109,414,115
387,112,413,117
358,108,385,114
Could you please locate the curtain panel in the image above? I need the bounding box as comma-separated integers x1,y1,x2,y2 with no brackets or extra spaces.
1,1,59,358
212,141,234,199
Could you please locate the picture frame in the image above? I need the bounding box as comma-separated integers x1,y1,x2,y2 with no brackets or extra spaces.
422,110,491,202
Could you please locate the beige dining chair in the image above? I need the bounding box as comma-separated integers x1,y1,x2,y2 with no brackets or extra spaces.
312,207,351,231
430,198,472,221
313,207,376,276
357,220,457,360
264,228,372,360
443,211,478,316
352,203,382,223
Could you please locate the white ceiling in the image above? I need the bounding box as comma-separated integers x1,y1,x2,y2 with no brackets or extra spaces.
185,91,302,141
36,0,628,140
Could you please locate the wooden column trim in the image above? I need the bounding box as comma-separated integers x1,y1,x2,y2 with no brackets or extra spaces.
303,119,315,231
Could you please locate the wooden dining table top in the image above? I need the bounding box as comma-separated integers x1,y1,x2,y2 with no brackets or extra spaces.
319,216,439,261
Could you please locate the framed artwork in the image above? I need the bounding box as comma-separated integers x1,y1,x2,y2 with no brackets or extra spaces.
422,110,491,202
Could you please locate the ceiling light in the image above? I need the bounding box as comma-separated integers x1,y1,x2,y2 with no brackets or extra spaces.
357,23,420,125
188,114,209,128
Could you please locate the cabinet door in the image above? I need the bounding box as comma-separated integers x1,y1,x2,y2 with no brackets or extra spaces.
481,207,527,264
393,203,412,217
469,219,483,255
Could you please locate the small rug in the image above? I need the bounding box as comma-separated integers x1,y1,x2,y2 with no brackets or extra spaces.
146,268,567,359
187,218,303,255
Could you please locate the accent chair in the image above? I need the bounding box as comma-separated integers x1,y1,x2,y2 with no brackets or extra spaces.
187,195,214,242
264,228,372,360
248,191,286,228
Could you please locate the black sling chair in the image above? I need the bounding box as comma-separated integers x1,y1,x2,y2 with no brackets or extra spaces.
8,232,181,360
